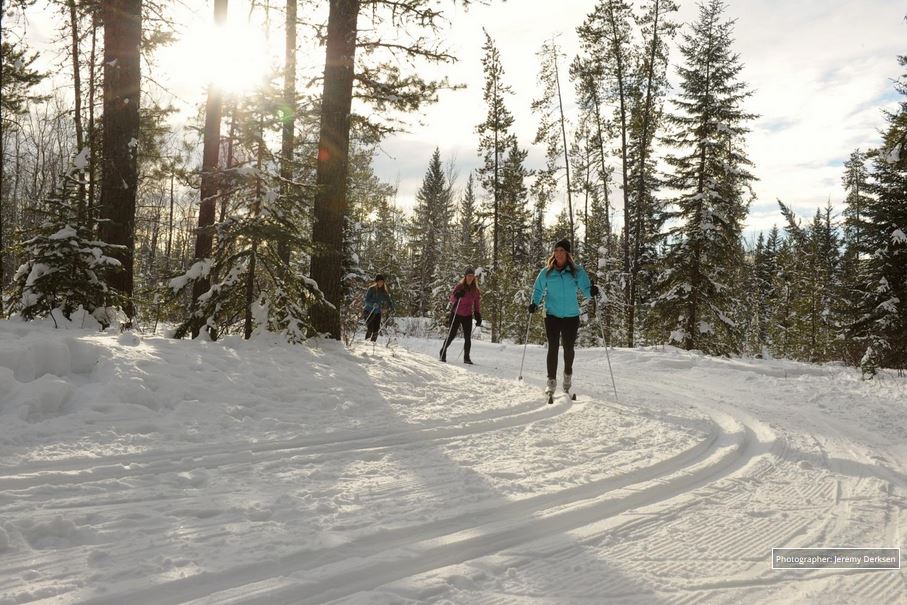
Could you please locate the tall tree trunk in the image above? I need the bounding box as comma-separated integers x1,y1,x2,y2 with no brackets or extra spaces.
0,130,6,309
492,68,500,343
68,0,86,214
88,7,98,221
99,0,141,318
278,0,297,265
245,115,265,340
553,51,574,246
630,0,663,348
165,169,173,271
190,0,228,337
309,0,360,339
605,0,633,347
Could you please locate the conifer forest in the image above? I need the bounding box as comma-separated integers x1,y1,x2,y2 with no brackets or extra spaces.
1,0,905,376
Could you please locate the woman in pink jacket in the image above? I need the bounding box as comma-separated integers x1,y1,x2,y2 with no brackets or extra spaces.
440,267,482,364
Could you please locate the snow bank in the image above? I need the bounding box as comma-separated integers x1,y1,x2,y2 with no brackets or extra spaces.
1,320,904,605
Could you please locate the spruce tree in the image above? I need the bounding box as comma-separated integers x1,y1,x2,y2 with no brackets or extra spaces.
458,173,482,266
852,46,907,375
497,140,532,341
856,146,907,375
8,161,121,326
651,0,756,355
842,149,872,252
410,148,453,318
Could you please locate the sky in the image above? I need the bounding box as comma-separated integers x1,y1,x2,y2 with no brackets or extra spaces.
364,0,905,240
16,0,906,241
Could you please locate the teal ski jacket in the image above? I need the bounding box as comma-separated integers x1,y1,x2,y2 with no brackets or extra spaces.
531,264,592,318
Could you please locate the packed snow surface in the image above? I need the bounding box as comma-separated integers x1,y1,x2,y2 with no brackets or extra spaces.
1,317,905,604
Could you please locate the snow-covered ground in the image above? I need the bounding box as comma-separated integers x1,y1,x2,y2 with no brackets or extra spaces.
1,317,905,604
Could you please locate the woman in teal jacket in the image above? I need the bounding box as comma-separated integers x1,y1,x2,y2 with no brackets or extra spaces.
529,239,598,394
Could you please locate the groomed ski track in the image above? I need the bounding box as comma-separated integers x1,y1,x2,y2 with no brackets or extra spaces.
1,332,904,604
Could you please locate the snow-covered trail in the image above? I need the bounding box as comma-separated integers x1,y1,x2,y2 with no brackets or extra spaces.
1,323,904,604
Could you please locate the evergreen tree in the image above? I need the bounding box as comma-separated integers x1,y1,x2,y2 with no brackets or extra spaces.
98,0,142,318
532,39,574,241
458,173,483,266
169,82,324,342
627,0,678,347
651,0,756,355
747,227,780,356
878,45,906,172
842,149,872,251
309,0,477,339
851,44,907,375
576,0,636,345
497,140,532,341
410,148,453,317
8,160,121,325
477,29,516,342
856,146,907,375
0,3,44,121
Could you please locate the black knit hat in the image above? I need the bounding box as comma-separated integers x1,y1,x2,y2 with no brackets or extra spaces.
374,274,385,282
464,266,476,276
554,239,572,253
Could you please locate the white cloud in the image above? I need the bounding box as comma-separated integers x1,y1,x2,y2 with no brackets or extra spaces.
373,0,905,234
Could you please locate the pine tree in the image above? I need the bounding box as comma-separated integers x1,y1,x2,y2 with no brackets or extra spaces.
852,44,907,375
856,147,907,374
309,0,475,339
0,8,45,312
98,0,142,318
497,140,532,341
8,160,121,326
410,148,453,317
532,39,574,242
477,29,516,343
576,0,636,345
458,173,483,266
842,149,872,252
627,0,678,347
169,81,324,342
651,0,756,355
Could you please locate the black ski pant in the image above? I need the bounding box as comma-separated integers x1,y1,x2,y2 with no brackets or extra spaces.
443,314,473,358
544,314,579,379
365,311,382,342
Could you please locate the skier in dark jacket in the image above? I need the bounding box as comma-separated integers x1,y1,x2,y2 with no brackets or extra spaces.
529,239,599,395
363,274,395,342
440,267,481,364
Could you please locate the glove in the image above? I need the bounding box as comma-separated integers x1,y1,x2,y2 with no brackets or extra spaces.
528,303,538,314
590,284,600,297
474,312,482,327
454,288,466,299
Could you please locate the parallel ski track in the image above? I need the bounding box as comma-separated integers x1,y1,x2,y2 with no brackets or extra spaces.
0,393,577,492
75,407,742,605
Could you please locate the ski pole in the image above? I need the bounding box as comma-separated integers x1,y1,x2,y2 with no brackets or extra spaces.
594,295,619,401
381,312,397,350
517,308,533,381
362,307,377,337
440,298,462,357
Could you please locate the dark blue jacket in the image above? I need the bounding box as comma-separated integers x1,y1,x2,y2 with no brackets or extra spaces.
364,286,394,314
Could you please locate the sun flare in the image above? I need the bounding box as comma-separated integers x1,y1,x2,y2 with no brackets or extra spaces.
193,19,272,94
